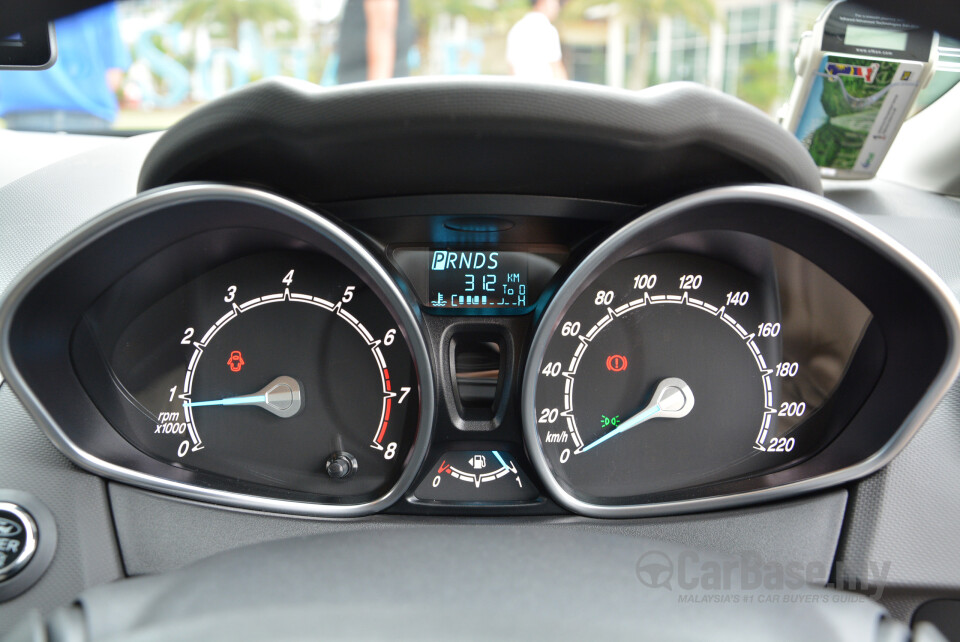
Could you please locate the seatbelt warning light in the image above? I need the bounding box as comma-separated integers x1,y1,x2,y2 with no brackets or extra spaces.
227,350,245,372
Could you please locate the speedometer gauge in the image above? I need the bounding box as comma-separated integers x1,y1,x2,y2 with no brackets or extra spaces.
524,196,879,516
531,253,797,500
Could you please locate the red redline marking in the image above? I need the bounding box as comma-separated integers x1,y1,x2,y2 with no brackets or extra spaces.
375,371,393,444
375,394,394,444
438,460,451,474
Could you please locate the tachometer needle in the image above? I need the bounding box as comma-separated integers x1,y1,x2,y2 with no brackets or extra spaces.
186,376,303,419
578,377,694,453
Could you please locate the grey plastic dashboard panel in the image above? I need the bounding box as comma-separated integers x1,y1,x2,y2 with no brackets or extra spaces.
0,131,119,190
522,185,960,517
825,182,960,620
70,526,890,641
0,184,436,518
0,132,151,637
0,133,157,296
0,388,123,636
109,482,848,577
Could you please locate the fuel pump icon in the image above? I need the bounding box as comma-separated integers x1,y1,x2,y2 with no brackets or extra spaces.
468,454,486,470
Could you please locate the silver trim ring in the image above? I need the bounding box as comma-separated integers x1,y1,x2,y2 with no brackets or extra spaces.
0,184,436,518
521,184,960,518
0,502,38,583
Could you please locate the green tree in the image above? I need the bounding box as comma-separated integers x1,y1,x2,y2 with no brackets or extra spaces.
408,0,530,75
173,0,300,47
563,0,715,89
411,0,506,25
737,51,781,113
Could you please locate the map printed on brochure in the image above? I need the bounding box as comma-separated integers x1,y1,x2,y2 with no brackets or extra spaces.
795,55,923,174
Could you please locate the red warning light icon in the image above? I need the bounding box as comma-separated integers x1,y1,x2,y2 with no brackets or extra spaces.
606,354,628,372
227,350,245,372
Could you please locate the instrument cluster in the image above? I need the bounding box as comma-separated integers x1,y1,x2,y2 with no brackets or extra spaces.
0,183,956,518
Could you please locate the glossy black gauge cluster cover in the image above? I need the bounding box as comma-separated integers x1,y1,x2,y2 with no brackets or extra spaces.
136,79,824,204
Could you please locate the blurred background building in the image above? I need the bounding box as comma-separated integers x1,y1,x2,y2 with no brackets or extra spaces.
13,0,950,131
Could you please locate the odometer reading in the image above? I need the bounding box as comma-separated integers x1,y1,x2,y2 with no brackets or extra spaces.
427,250,529,308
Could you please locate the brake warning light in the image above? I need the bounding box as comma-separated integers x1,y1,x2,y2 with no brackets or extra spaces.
606,355,628,372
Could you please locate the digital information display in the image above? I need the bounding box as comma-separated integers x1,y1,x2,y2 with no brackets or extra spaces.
428,250,529,308
844,25,908,50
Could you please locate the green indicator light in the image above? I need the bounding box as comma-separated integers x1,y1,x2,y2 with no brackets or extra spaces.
600,414,620,428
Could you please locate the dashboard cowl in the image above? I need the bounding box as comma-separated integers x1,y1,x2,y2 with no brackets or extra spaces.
137,78,823,205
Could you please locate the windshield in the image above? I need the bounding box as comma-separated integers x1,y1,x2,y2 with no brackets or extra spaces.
0,0,957,133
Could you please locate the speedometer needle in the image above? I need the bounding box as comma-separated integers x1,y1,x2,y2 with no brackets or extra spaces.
186,376,303,419
578,378,694,453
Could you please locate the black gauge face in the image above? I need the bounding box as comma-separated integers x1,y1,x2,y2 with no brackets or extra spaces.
101,251,420,502
528,250,871,505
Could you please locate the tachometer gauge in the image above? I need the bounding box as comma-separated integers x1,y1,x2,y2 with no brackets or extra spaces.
27,185,438,515
103,251,421,503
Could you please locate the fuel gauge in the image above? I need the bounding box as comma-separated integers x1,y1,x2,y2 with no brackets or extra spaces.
414,450,538,503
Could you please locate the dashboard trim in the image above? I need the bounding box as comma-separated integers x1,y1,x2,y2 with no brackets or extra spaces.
0,184,437,517
521,184,960,518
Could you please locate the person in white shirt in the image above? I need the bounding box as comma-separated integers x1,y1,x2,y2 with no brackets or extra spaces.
506,0,568,81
